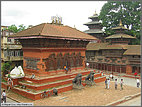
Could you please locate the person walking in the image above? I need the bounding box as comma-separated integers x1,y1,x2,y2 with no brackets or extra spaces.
109,73,113,80
2,90,6,103
7,77,13,90
31,73,35,79
107,78,110,89
105,78,107,89
136,78,140,88
120,79,124,90
115,79,117,90
134,72,137,79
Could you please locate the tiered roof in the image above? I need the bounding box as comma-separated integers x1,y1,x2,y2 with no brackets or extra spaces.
106,20,135,40
123,45,141,55
86,43,141,55
84,12,103,34
86,43,108,50
106,33,136,39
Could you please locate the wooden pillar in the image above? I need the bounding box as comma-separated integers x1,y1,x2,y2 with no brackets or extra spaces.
120,65,122,74
115,65,117,72
105,64,107,71
111,64,112,73
107,64,109,71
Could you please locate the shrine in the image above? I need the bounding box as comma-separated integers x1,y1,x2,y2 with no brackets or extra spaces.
10,21,97,77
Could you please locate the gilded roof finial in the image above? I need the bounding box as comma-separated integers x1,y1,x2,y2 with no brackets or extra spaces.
119,19,123,26
94,10,97,15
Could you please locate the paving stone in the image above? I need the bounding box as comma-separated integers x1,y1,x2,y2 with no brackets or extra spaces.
5,81,141,106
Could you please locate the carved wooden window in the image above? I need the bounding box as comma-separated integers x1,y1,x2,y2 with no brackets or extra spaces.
57,53,63,69
24,57,40,70
63,53,70,67
48,53,56,70
76,52,83,67
72,52,77,67
70,53,74,67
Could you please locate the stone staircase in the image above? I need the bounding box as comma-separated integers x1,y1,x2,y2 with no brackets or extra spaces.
1,69,106,100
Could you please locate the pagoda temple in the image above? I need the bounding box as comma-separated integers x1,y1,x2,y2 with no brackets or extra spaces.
86,20,141,75
84,11,104,42
106,20,136,45
10,21,98,77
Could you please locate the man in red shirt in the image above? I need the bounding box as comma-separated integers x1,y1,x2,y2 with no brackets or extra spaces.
134,72,137,79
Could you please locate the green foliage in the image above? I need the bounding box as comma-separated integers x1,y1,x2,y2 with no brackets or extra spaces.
2,79,7,83
8,25,18,33
2,61,13,77
18,24,26,32
7,24,26,33
99,1,141,45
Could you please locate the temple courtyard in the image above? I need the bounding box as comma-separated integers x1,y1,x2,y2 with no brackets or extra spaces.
4,75,141,106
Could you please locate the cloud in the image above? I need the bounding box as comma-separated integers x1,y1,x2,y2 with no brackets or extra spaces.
3,9,29,18
1,1,107,31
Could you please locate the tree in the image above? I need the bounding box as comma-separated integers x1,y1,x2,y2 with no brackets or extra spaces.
7,25,18,33
1,61,13,78
99,1,141,45
18,24,26,32
7,24,26,33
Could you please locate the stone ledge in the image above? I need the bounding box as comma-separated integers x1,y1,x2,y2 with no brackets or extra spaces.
105,92,141,106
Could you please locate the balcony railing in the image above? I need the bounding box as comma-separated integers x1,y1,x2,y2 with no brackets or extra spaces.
1,44,22,49
105,54,122,57
3,56,23,61
128,58,140,62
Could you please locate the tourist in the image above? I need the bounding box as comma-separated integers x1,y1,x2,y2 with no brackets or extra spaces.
64,66,69,74
7,76,13,89
120,79,124,90
112,73,114,80
109,73,113,80
1,90,6,103
107,78,110,89
31,73,35,79
101,71,104,76
53,88,58,96
115,79,117,90
134,72,137,79
105,78,107,89
136,78,140,88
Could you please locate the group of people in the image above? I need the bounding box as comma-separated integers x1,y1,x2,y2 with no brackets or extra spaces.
105,78,124,90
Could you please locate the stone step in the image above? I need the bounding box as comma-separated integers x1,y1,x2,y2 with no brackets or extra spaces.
2,82,73,100
23,70,95,84
18,73,102,91
1,75,105,101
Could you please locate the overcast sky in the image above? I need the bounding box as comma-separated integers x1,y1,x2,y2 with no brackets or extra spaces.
1,1,107,31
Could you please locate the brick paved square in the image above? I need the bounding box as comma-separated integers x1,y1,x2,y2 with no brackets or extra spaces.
6,81,141,106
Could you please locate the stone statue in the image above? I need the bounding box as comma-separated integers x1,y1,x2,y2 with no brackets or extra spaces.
85,71,95,85
72,73,83,89
53,88,58,96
